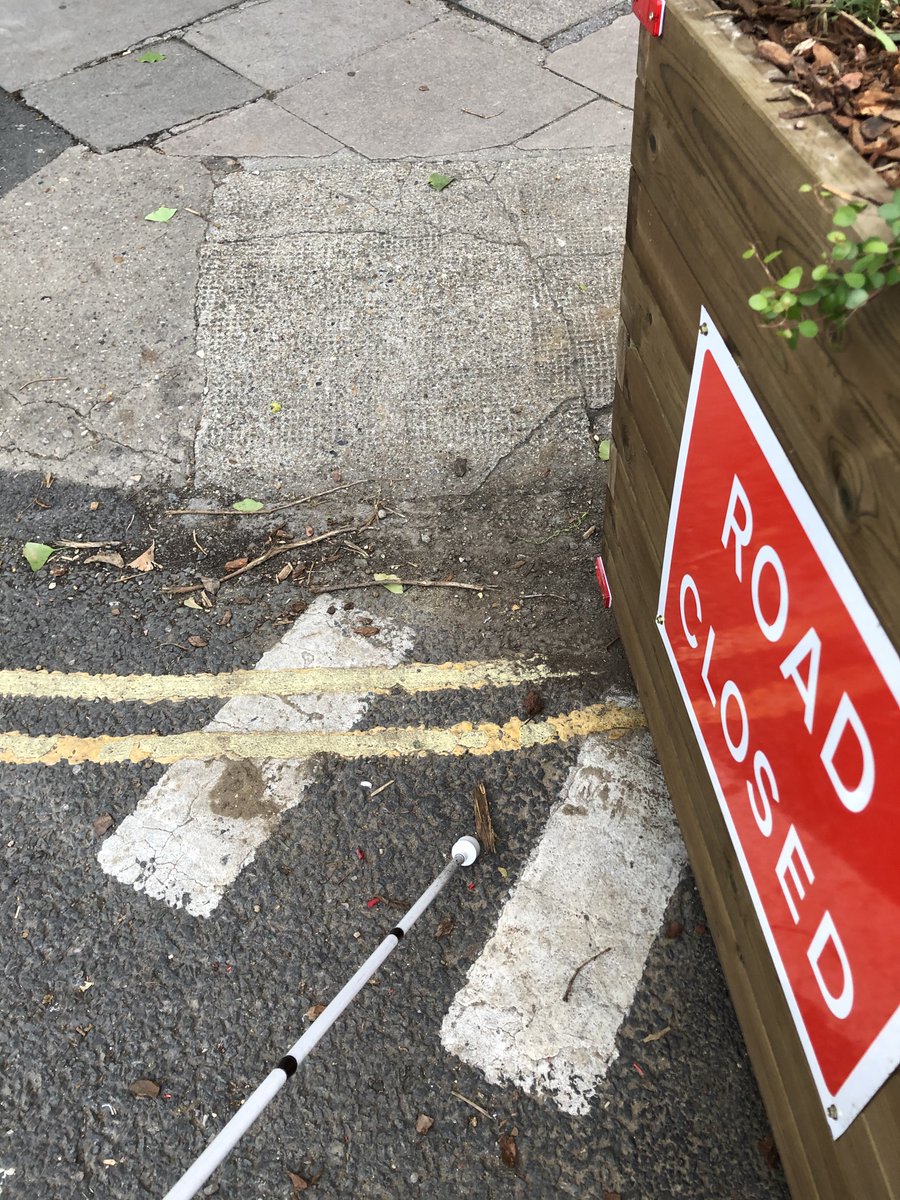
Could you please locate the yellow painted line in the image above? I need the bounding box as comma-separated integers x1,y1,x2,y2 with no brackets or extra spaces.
0,702,644,767
0,659,572,705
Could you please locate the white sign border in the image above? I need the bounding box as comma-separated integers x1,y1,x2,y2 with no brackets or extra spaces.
655,307,900,1139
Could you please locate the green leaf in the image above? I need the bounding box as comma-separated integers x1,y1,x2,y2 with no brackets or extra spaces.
498,866,509,879
868,270,886,289
831,243,853,261
138,50,166,63
811,263,830,281
777,265,803,289
427,173,455,192
798,289,822,306
232,498,264,512
798,319,819,338
23,542,55,572
798,183,813,193
374,572,404,594
886,265,900,286
826,229,846,243
748,293,770,312
270,401,282,413
144,206,177,222
742,247,757,260
845,288,869,309
877,200,900,222
861,238,889,255
832,205,858,228
763,250,783,264
597,438,611,461
844,271,866,289
865,20,897,53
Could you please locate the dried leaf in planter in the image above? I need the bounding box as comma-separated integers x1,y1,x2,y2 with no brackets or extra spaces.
415,1114,434,1135
129,1079,160,1098
498,1132,518,1169
305,1004,326,1021
472,782,496,854
757,40,792,71
187,635,208,648
288,1171,309,1191
434,916,454,940
523,687,544,717
92,813,114,837
128,542,156,572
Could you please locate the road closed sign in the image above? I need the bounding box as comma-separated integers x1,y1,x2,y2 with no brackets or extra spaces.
657,310,900,1137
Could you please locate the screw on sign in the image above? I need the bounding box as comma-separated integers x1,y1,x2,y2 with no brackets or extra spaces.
657,310,900,1138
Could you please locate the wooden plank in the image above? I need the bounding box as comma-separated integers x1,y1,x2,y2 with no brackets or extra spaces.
630,0,900,645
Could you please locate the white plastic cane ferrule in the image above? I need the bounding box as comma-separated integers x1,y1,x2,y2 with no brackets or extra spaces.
452,835,480,867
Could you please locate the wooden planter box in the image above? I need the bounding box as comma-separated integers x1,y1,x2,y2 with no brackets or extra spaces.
605,1,900,1196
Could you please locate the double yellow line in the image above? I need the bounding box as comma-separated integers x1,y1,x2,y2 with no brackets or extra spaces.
0,659,643,767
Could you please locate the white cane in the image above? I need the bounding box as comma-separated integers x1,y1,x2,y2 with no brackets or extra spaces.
162,835,481,1200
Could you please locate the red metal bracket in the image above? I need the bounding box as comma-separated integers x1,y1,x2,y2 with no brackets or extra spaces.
633,0,665,36
594,556,613,609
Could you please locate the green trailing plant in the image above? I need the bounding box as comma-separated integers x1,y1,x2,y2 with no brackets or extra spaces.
742,186,900,348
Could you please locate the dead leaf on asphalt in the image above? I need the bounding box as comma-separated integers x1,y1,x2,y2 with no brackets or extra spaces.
92,813,114,837
498,1132,518,1169
603,1191,622,1200
288,1171,309,1190
225,557,248,571
434,916,454,940
353,625,380,637
129,1079,160,1099
218,609,233,627
665,920,683,939
128,542,156,572
415,1114,434,1135
84,551,125,569
523,687,544,717
187,635,208,648
305,1004,326,1022
642,1026,671,1043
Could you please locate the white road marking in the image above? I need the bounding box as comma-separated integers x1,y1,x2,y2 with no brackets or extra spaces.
97,596,413,917
441,729,686,1115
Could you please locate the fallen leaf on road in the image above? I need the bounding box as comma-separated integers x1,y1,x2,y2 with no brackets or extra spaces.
77,979,94,993
498,1132,518,1169
603,1191,622,1200
183,596,202,610
597,439,611,461
415,1114,434,1135
92,813,114,837
665,920,683,939
138,50,166,63
128,542,156,572
224,557,248,570
85,551,125,568
428,172,455,191
275,563,293,583
434,916,454,940
232,498,263,512
23,542,54,572
102,1159,118,1167
218,609,233,626
353,625,380,637
305,1004,326,1022
374,572,404,594
144,206,177,223
642,1026,671,1043
288,1171,309,1191
187,635,208,648
523,687,544,717
129,1079,160,1098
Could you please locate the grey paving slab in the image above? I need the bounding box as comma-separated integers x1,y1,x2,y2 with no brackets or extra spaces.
518,98,632,149
0,91,73,198
277,17,591,158
457,0,618,42
184,0,441,91
546,14,640,107
159,99,343,158
23,40,262,153
0,147,212,487
0,0,238,91
193,154,629,498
